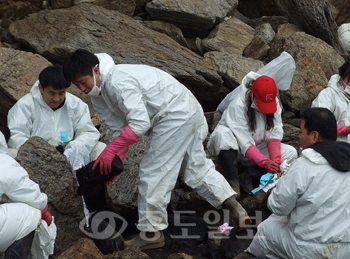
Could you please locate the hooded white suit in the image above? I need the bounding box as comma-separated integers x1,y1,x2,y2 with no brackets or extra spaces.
91,53,235,232
7,81,105,170
207,71,297,165
0,133,47,252
312,74,350,142
253,142,350,258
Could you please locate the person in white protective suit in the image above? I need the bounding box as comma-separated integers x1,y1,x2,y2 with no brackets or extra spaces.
0,123,54,259
207,72,297,198
243,107,350,259
312,60,350,142
62,49,252,251
7,65,106,170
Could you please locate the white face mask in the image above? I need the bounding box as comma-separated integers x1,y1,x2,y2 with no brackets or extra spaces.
86,67,101,97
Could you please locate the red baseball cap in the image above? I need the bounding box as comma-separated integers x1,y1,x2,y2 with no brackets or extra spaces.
251,75,277,114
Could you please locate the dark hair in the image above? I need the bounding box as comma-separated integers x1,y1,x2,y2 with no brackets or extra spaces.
246,88,275,132
339,61,350,80
39,65,71,90
301,107,337,141
0,123,10,143
63,49,99,82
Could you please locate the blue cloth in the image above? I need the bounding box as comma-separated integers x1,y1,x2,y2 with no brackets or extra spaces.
250,173,274,194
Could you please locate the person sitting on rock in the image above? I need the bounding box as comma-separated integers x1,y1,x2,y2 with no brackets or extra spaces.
207,72,297,198
7,64,106,171
312,60,350,142
242,107,350,258
62,48,252,251
0,123,54,259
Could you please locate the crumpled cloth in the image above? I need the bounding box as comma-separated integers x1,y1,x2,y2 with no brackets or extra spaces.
250,160,291,194
217,222,234,236
31,216,57,259
64,140,90,172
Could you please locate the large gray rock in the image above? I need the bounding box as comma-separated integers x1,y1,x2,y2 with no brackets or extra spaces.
8,3,224,111
146,0,238,35
15,136,83,216
276,0,346,55
269,31,345,113
328,0,350,25
201,16,255,55
238,0,346,55
0,1,41,21
141,20,189,48
0,47,51,124
204,51,264,91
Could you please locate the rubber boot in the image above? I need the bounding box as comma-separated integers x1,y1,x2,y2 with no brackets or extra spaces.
239,165,267,194
86,212,124,255
222,195,252,232
124,231,165,250
5,230,35,259
218,149,241,199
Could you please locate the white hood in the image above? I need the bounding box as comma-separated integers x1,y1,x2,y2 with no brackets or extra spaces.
327,74,350,103
30,81,52,108
95,53,115,88
240,71,261,99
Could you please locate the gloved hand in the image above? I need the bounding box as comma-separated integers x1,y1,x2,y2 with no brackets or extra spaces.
41,204,52,226
337,124,350,136
262,160,280,173
245,145,280,173
93,126,139,175
267,139,282,165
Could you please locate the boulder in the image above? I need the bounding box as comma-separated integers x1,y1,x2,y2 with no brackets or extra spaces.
146,0,238,36
0,47,51,124
8,3,224,111
269,31,345,113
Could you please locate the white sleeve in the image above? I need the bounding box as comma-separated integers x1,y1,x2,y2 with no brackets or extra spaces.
7,96,33,149
0,157,47,210
105,75,150,136
92,96,127,138
69,98,100,153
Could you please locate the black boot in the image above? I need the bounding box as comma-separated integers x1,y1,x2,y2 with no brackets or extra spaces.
218,149,241,199
87,212,124,255
239,165,267,194
5,230,35,259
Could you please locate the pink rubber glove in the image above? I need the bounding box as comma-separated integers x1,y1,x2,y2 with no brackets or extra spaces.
245,145,280,173
92,126,139,175
267,139,282,165
337,124,350,136
41,204,52,226
264,160,280,173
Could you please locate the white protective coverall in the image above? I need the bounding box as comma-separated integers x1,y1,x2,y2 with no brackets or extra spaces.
7,81,105,170
91,53,235,232
0,133,47,252
207,71,297,165
311,74,350,142
255,146,350,258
